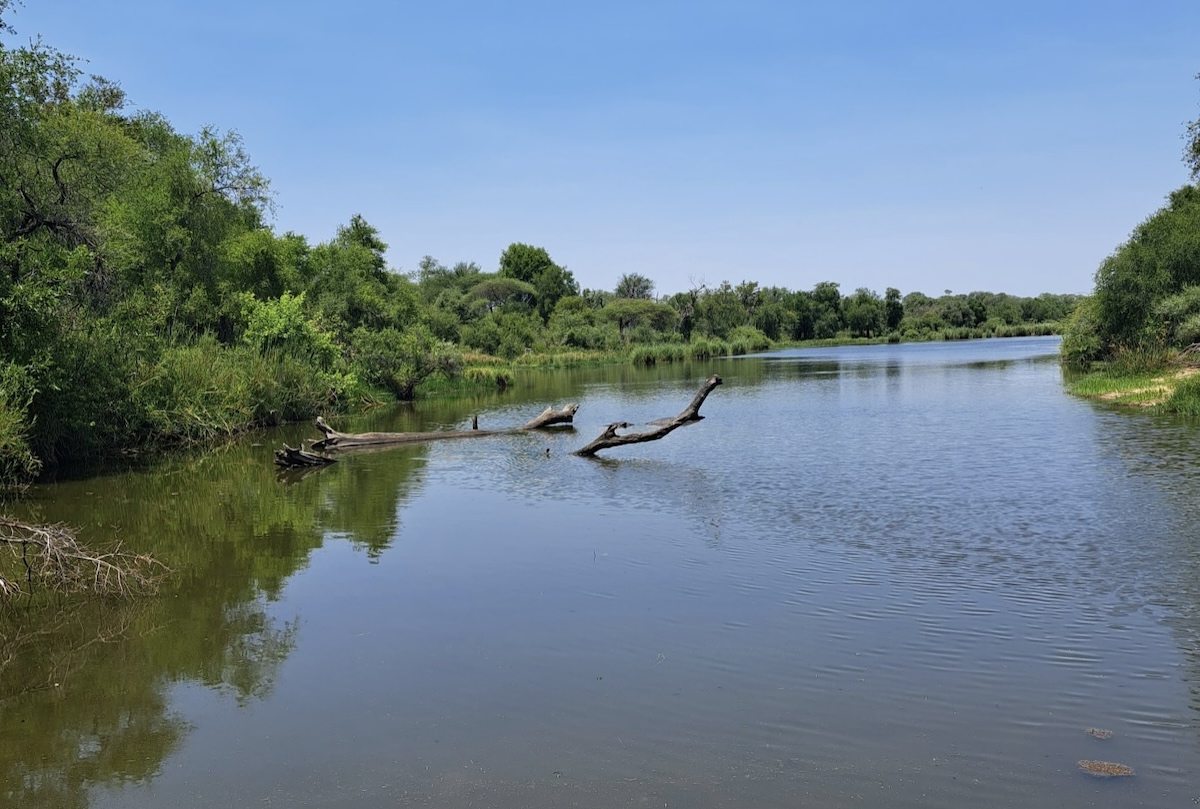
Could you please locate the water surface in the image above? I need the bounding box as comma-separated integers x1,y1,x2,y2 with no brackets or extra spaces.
3,336,1198,808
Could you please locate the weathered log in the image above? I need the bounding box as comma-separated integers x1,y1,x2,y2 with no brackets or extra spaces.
573,374,722,457
304,404,579,452
273,444,336,467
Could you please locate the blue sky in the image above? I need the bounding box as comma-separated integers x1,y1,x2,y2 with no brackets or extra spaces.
7,0,1199,297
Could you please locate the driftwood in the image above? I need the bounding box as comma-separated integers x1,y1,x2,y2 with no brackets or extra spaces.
273,444,336,468
272,375,722,468
272,404,582,466
308,404,579,452
573,374,722,456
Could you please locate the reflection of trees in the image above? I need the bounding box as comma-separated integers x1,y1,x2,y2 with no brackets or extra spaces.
1,602,186,809
1086,413,1200,717
0,427,431,808
314,447,427,560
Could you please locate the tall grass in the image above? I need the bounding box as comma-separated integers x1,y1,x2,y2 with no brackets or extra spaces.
1159,373,1200,415
134,337,355,444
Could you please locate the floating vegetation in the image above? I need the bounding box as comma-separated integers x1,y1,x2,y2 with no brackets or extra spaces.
1078,760,1134,777
1085,728,1114,740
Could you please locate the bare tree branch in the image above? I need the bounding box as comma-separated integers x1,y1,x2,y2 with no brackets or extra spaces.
573,374,722,456
0,517,167,599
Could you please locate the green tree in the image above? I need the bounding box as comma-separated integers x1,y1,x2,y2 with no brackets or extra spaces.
811,281,843,338
1089,186,1200,349
497,242,577,321
884,287,904,331
614,272,655,299
844,287,885,337
306,215,418,340
601,298,675,341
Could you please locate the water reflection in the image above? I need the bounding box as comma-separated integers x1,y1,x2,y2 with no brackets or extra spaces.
0,428,437,808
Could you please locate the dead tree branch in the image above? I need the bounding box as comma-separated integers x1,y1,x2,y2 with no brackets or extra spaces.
0,517,167,600
573,374,722,457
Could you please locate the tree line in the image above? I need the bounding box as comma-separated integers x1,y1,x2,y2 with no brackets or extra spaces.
0,5,1075,485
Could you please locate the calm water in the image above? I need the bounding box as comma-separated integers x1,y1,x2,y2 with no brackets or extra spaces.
2,336,1199,808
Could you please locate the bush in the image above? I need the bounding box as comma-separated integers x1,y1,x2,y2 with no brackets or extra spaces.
1060,297,1104,368
349,326,461,400
0,364,41,485
728,325,772,354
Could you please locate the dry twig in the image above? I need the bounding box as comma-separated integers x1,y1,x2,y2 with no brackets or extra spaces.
0,517,167,599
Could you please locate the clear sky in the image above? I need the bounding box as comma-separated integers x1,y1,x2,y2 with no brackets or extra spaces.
7,1,1199,297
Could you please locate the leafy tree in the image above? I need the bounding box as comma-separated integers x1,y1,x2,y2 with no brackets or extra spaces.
349,324,460,400
752,286,795,340
306,215,418,340
811,281,843,338
1090,185,1200,349
884,287,904,331
694,281,745,338
844,288,885,337
614,272,655,299
497,242,577,321
601,298,675,341
470,275,536,312
784,289,816,340
965,291,989,326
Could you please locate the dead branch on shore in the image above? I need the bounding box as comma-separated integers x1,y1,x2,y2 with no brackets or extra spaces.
0,517,167,600
573,374,722,456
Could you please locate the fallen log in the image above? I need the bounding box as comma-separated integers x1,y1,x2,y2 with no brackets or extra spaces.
291,404,579,454
573,374,722,457
274,376,721,468
273,444,336,468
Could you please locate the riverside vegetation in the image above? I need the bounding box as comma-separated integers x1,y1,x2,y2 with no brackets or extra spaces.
0,4,1075,490
1060,74,1200,413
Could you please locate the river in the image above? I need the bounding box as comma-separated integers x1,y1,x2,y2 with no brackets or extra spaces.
2,336,1198,808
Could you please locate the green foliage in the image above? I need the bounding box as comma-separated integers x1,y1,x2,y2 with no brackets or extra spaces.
1151,285,1200,346
470,275,536,312
1095,343,1173,376
694,281,746,338
548,296,620,350
1160,371,1200,415
0,362,39,483
349,325,461,400
727,325,772,353
614,272,655,299
844,288,886,337
134,335,353,443
237,291,336,366
884,287,903,331
1059,297,1103,368
497,242,578,321
1090,186,1200,353
601,297,676,341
